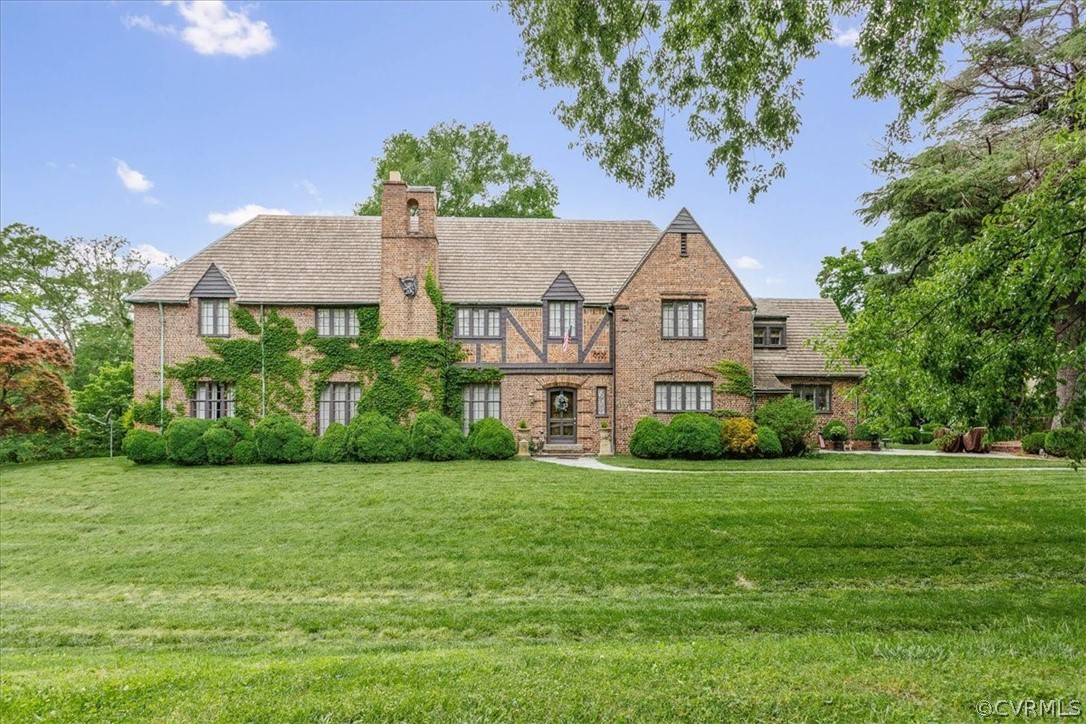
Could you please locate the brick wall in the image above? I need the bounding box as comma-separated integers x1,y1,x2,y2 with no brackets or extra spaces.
613,230,755,453
380,177,439,340
497,373,612,454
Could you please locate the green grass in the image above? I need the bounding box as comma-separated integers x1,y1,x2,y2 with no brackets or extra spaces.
607,452,1069,470
2,458,1084,721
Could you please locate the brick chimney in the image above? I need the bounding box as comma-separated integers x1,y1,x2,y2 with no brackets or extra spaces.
379,172,440,340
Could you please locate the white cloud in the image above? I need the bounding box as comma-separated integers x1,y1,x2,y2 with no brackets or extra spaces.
831,24,860,47
115,159,154,193
733,255,763,270
208,203,290,226
298,179,322,203
132,243,178,274
126,1,276,58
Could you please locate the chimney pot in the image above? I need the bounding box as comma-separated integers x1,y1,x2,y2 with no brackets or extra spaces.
388,171,402,182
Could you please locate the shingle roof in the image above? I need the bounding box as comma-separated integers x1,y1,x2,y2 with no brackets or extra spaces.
752,297,865,390
127,215,661,305
664,207,705,234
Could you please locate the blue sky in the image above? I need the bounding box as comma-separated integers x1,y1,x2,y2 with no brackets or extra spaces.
0,1,895,297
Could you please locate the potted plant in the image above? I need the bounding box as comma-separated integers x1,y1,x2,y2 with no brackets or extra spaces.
853,423,880,451
822,421,849,451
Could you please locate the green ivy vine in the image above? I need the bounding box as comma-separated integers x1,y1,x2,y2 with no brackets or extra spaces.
166,272,502,427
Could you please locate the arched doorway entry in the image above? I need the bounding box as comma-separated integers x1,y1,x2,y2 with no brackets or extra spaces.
547,388,576,443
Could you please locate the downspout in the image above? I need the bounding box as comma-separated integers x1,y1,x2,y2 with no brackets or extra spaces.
158,302,165,429
260,303,267,418
750,307,757,412
609,305,617,449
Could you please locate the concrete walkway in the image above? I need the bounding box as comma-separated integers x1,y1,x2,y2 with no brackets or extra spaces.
533,455,1071,475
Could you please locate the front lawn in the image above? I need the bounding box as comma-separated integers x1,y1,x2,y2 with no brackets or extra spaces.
606,452,1070,471
1,458,1083,721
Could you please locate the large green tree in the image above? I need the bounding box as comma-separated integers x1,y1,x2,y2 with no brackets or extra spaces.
817,0,1085,429
507,0,987,199
355,121,559,217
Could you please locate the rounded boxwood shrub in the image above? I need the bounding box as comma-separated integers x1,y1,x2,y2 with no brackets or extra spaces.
889,426,921,444
721,416,758,458
852,423,879,441
1021,432,1047,455
753,397,816,457
121,428,167,465
629,417,671,459
348,412,409,463
410,411,468,461
254,414,314,464
668,413,723,460
822,421,849,442
313,422,351,463
216,416,253,442
467,418,516,460
755,425,782,458
203,426,236,465
233,439,259,465
1044,428,1086,459
164,418,211,466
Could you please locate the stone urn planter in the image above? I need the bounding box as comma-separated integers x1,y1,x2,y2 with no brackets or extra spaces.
598,420,614,456
516,420,532,457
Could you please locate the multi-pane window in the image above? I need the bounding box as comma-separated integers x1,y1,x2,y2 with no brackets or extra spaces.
548,301,577,339
316,308,359,338
192,382,235,419
199,299,230,336
318,383,360,434
462,384,500,434
596,386,608,417
661,301,705,339
793,384,831,413
654,382,712,412
754,322,786,348
455,308,501,338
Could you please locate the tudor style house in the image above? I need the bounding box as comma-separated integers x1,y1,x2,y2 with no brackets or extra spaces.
127,173,863,454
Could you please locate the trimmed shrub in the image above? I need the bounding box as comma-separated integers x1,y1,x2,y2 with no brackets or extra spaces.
753,397,816,457
121,429,167,465
755,425,782,458
918,431,935,445
889,426,921,444
202,426,236,465
822,421,849,441
348,412,409,463
668,413,723,459
233,439,259,465
989,425,1015,443
411,411,468,461
254,414,314,464
1021,432,1047,455
0,433,76,463
164,418,211,466
721,417,759,458
467,418,517,460
629,417,671,459
1044,428,1086,459
852,423,879,441
216,416,253,441
313,422,351,463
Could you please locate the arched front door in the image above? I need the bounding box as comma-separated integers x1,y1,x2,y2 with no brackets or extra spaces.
547,388,576,443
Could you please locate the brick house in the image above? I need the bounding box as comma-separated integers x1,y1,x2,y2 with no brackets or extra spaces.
127,173,863,454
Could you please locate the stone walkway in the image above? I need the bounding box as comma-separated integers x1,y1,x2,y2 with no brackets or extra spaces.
533,455,1070,475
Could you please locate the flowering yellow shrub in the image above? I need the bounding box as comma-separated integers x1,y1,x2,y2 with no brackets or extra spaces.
721,417,759,457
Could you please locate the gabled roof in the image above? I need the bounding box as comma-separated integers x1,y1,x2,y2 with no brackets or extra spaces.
752,297,865,390
127,215,661,306
541,271,583,301
664,207,705,234
190,263,236,298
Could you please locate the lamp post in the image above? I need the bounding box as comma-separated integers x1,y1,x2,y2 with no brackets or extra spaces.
85,409,116,459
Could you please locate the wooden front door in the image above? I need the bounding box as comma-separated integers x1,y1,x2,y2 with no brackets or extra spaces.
547,388,576,443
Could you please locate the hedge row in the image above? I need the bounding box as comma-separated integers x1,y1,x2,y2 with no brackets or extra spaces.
630,398,815,460
122,412,517,466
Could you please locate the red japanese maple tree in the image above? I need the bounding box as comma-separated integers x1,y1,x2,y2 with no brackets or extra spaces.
0,325,75,435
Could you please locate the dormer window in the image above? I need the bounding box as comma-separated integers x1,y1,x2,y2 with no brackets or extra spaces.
548,301,578,340
754,320,786,348
408,199,420,233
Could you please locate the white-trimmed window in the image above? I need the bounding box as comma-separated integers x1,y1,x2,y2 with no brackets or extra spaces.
462,384,500,434
547,301,577,339
192,382,235,419
455,308,501,338
199,299,230,336
318,382,360,434
316,308,359,338
655,382,712,412
661,300,705,339
793,384,831,413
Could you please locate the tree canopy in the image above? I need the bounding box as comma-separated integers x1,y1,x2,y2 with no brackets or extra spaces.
0,324,75,435
355,121,559,217
507,0,987,199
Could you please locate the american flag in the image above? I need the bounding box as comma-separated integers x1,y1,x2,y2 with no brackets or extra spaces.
562,324,571,352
